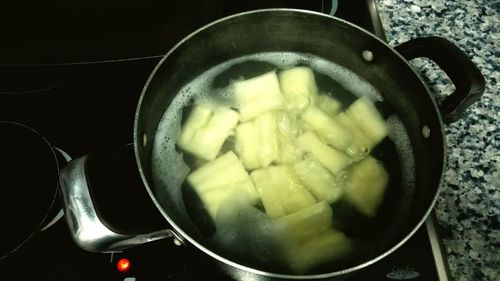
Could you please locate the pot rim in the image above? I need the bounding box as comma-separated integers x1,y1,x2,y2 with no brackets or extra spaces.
134,8,447,279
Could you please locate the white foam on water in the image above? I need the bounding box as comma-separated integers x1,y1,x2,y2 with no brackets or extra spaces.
387,115,416,187
211,191,280,266
169,51,382,109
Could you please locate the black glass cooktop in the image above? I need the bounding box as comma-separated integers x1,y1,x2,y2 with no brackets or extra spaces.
0,0,449,280
0,211,447,280
0,0,384,65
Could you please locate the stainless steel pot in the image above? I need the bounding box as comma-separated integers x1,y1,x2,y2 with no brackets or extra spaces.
62,9,484,280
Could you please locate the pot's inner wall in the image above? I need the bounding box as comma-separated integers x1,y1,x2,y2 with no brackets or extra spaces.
136,10,444,274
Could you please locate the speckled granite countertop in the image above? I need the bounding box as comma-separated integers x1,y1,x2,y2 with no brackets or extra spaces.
376,0,499,280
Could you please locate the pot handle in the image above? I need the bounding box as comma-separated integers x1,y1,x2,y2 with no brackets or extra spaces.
394,36,485,123
59,144,183,252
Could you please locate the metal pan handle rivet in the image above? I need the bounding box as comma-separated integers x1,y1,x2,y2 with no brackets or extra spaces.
173,237,184,246
362,50,374,62
422,125,431,138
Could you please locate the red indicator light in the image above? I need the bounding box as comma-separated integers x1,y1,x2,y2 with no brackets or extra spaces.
117,258,131,272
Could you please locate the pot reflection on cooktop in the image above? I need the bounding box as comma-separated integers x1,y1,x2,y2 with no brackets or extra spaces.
214,0,331,15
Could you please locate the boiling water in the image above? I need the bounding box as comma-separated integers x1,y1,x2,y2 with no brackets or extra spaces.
151,51,416,274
